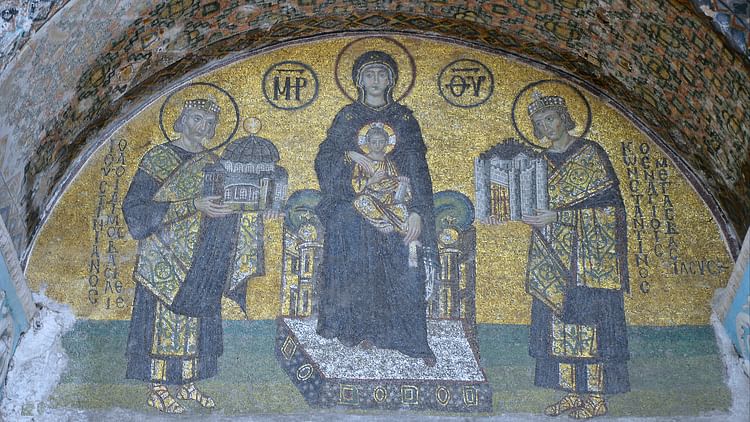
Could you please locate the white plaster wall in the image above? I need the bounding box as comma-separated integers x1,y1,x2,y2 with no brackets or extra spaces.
1,291,74,419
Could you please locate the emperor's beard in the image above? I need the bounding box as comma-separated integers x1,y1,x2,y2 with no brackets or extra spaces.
538,137,553,148
540,130,576,149
178,134,212,151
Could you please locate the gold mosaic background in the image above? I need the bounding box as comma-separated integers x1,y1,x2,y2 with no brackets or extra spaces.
25,35,732,325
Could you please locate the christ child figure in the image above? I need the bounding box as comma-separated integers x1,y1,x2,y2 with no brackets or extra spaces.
348,124,421,266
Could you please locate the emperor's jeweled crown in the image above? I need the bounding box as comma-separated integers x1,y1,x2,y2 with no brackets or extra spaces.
527,90,567,116
184,97,221,114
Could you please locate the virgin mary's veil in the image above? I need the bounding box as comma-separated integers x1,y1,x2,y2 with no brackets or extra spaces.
352,51,399,104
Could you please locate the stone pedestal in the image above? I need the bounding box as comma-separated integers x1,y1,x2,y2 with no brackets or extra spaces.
275,317,492,412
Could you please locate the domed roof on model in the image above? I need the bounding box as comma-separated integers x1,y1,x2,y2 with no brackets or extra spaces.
479,138,541,160
221,135,280,163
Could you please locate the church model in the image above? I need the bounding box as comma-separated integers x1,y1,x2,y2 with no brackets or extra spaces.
203,135,288,211
475,139,547,223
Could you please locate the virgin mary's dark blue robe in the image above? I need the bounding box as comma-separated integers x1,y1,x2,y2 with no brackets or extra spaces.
315,101,437,359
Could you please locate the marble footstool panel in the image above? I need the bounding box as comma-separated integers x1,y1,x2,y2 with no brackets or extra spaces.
276,317,492,412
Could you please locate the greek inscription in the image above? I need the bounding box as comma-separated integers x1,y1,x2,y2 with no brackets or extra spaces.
87,138,128,311
438,59,494,108
263,61,319,110
621,140,728,290
621,141,679,288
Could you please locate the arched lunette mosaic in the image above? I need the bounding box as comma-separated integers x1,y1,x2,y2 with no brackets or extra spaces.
24,34,736,418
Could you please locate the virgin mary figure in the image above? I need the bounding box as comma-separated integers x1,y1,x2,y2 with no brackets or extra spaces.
314,51,437,365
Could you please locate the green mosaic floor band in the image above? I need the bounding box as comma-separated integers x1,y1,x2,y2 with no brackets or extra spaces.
54,320,730,417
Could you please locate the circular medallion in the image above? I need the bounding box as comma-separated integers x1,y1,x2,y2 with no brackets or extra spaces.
439,227,460,246
159,82,240,152
335,37,416,103
243,117,262,135
296,363,314,381
435,386,451,406
438,58,494,108
511,79,592,149
262,61,319,110
373,386,388,403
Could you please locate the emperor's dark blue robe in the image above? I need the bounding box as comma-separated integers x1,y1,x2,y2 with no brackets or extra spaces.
528,139,630,395
315,101,437,359
123,143,245,384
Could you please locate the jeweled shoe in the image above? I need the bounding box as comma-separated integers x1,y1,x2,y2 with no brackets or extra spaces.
177,382,216,408
147,384,185,414
569,394,607,419
544,393,582,416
